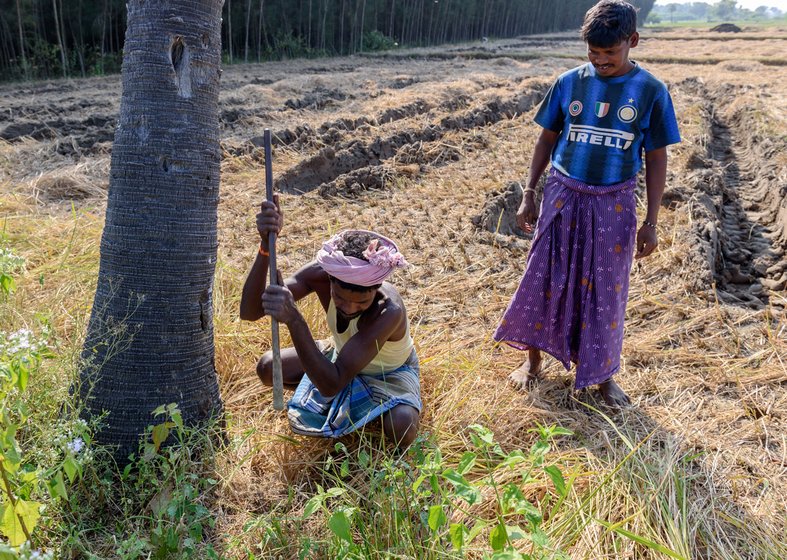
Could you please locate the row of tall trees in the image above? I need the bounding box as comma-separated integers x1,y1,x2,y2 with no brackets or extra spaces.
1,0,656,82
650,1,784,23
1,0,127,80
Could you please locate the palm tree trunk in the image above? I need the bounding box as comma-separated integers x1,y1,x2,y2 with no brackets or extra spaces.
80,0,224,462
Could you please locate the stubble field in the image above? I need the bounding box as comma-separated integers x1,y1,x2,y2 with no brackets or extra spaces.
1,26,786,558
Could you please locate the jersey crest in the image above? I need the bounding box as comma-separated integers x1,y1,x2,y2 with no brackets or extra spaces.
594,102,610,118
617,105,637,123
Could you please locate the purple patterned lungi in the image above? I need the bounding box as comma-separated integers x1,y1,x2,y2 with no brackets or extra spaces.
494,168,638,389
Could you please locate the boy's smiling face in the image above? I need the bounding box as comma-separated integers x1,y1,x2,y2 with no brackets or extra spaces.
587,32,639,77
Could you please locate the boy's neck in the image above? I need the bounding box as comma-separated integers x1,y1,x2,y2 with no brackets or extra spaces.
618,60,635,75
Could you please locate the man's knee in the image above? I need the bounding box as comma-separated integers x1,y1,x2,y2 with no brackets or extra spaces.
384,405,420,447
256,351,273,386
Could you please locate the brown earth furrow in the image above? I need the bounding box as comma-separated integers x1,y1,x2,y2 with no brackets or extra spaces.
317,133,488,198
224,96,462,157
283,87,350,110
274,84,549,194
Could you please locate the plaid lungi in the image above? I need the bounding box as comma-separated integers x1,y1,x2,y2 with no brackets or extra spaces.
287,348,422,438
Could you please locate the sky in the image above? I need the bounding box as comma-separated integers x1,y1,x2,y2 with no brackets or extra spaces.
655,0,787,9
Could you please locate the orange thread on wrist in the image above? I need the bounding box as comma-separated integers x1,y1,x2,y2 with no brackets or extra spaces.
258,244,269,257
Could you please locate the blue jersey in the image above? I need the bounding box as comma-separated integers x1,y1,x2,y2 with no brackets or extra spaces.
534,62,680,186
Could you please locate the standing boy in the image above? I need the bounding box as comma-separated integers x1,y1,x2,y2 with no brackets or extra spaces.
494,0,680,406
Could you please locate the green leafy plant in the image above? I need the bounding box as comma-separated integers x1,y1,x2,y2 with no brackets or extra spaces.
0,247,25,298
362,30,397,51
111,404,220,560
0,326,90,556
298,424,574,558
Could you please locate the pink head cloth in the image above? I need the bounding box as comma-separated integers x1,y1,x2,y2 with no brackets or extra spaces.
315,230,409,287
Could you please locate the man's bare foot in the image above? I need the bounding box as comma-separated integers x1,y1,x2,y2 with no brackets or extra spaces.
597,379,631,408
508,350,543,390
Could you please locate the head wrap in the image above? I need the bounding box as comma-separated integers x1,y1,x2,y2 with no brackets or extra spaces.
315,230,409,287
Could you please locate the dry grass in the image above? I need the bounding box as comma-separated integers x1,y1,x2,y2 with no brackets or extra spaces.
1,26,785,559
31,159,110,201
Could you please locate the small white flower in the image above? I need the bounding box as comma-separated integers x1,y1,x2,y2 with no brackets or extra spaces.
67,437,85,454
13,329,32,340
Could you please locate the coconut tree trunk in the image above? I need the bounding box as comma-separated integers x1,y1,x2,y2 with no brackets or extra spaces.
80,0,224,461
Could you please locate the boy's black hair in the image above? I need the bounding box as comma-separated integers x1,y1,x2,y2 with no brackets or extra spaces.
581,1,638,48
329,231,382,292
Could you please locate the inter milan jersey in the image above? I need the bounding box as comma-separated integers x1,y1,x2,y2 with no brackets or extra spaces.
534,62,681,186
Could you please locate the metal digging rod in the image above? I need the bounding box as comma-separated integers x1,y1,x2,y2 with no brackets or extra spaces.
264,129,284,411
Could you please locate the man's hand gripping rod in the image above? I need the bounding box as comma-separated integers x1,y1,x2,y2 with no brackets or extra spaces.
264,129,284,411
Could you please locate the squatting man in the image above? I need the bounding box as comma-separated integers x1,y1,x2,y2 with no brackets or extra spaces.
240,196,422,447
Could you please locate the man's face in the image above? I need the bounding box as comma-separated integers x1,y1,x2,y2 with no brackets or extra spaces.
330,282,377,320
587,32,639,77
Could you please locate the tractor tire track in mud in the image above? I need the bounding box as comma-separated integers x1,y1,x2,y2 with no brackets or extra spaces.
273,83,548,197
677,81,786,310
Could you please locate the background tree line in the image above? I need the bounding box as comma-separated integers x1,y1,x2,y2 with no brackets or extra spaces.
0,0,656,82
648,1,785,24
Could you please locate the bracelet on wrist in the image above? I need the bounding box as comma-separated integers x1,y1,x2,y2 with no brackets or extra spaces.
258,243,269,257
642,220,657,229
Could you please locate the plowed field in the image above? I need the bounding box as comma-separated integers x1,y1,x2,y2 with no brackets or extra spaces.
1,26,785,558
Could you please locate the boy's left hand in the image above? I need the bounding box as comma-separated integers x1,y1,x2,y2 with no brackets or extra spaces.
635,224,658,259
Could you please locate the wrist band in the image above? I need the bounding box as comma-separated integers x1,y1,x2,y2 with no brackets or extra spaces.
522,187,536,195
642,220,657,229
258,243,269,257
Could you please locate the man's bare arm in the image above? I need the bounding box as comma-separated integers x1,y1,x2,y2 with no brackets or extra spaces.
284,303,404,397
241,260,324,321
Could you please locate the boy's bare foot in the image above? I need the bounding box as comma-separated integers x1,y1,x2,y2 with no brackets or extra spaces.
508,350,543,390
597,379,630,408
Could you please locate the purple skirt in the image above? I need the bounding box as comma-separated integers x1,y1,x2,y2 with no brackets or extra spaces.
493,168,638,389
